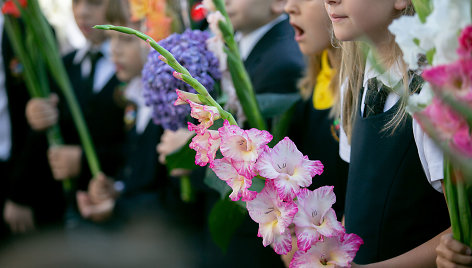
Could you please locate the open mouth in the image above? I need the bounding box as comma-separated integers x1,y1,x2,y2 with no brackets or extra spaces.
291,23,305,41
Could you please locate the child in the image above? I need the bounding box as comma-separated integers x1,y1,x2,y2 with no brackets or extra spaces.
25,0,125,193
225,0,304,95
324,0,452,266
285,0,347,220
75,0,167,223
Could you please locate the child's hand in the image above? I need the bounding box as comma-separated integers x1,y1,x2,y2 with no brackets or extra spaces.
3,200,35,234
88,172,117,204
156,128,194,164
76,191,114,223
436,233,472,267
25,94,59,131
47,145,82,180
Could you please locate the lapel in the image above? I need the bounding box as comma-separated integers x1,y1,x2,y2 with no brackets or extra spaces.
243,18,291,70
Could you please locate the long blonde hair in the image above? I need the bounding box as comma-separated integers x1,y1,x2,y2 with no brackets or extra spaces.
339,4,416,142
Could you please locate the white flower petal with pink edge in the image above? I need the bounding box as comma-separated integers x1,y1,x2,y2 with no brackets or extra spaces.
211,158,257,201
188,127,220,167
256,137,323,201
289,232,363,268
247,180,298,255
187,102,221,135
218,120,272,163
293,187,344,252
174,89,202,105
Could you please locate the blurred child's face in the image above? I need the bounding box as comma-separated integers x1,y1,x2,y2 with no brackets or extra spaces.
324,0,408,45
109,28,147,82
225,0,285,35
73,0,109,45
285,0,331,55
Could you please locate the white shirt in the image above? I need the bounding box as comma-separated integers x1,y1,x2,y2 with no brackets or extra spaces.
124,77,152,135
339,57,444,192
73,40,115,94
0,14,11,161
235,14,287,61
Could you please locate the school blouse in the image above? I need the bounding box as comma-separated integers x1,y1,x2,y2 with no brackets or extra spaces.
339,58,444,192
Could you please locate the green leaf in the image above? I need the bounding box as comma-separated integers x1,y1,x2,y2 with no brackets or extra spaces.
270,102,297,146
165,135,198,171
248,176,266,193
256,93,301,118
208,198,247,252
412,0,433,23
426,47,436,65
204,166,231,199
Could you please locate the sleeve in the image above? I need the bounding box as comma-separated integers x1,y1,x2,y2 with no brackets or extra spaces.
412,118,444,192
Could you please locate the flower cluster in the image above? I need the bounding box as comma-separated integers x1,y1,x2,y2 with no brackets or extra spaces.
129,0,172,41
389,0,471,69
142,29,221,130
415,25,472,157
176,91,362,267
1,0,27,18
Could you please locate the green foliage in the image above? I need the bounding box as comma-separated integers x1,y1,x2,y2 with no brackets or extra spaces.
204,166,231,199
165,136,198,172
411,0,433,23
208,197,247,252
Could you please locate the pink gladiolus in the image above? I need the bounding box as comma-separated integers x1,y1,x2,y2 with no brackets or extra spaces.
452,126,472,157
417,97,468,140
458,25,472,58
255,137,323,201
187,102,220,135
218,120,272,178
293,187,344,252
211,158,257,201
246,180,298,255
188,128,220,167
174,89,202,105
422,59,472,101
290,232,363,268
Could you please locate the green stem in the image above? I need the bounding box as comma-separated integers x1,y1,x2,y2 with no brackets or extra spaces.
4,13,71,191
180,175,193,203
18,0,101,176
94,24,239,127
445,159,462,242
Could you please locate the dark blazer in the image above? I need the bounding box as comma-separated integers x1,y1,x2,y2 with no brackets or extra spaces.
1,28,65,231
58,50,126,190
244,17,305,95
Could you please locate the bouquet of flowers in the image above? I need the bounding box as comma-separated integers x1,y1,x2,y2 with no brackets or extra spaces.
2,0,102,190
390,0,472,246
95,19,363,266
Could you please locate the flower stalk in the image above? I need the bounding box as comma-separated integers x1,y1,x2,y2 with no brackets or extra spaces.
3,2,71,191
13,0,101,177
95,24,238,126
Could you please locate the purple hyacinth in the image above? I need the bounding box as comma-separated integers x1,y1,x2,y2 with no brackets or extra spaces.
142,29,221,131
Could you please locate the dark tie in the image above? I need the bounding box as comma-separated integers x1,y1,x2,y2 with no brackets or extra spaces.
363,77,390,118
84,50,103,93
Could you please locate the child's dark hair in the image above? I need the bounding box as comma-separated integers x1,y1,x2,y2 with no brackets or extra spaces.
105,0,131,25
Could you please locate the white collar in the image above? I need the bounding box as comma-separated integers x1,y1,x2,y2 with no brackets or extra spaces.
363,50,403,90
73,40,111,65
125,77,152,134
235,14,287,61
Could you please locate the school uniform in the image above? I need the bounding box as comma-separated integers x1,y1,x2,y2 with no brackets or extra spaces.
0,15,65,235
339,59,450,264
0,15,30,238
111,77,167,220
239,14,305,95
57,41,126,190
